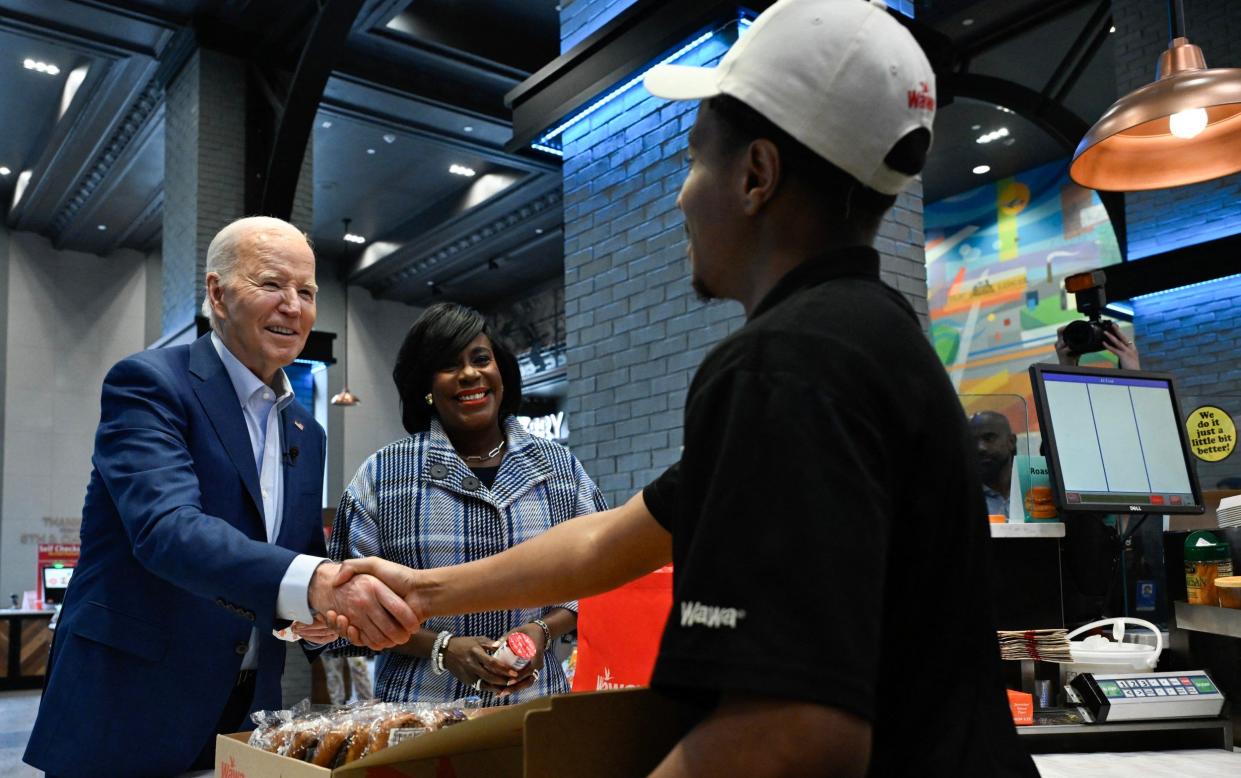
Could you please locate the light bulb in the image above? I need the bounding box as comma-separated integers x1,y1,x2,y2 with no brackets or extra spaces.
1169,107,1208,139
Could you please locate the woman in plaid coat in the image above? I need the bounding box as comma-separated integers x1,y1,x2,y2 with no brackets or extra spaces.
324,303,606,704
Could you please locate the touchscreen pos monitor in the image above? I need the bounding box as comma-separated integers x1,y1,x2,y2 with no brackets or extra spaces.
1028,363,1204,515
42,565,74,605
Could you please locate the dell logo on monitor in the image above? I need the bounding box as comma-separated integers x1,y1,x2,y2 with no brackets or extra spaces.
1129,506,1142,511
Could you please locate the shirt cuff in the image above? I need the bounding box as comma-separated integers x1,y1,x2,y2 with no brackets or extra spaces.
277,554,325,624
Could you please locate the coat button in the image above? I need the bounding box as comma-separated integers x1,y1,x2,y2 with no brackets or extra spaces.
430,464,448,479
235,643,248,655
461,476,481,492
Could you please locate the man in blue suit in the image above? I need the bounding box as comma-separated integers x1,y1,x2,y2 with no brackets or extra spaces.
24,217,417,777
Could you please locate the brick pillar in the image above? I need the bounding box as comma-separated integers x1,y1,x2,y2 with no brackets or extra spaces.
559,19,928,506
163,49,314,336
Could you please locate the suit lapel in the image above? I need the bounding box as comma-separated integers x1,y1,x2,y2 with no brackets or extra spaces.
188,335,264,520
275,405,310,549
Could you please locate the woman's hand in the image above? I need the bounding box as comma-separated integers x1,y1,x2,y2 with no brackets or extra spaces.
442,635,519,695
491,624,548,696
1102,325,1141,370
1054,325,1079,366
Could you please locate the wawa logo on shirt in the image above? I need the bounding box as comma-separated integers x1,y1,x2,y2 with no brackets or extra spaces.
596,667,640,690
680,600,745,629
907,82,935,111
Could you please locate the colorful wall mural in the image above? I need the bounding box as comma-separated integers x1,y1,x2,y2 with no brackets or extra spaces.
927,158,1128,436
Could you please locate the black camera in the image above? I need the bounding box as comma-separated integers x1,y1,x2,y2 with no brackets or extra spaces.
1062,270,1116,355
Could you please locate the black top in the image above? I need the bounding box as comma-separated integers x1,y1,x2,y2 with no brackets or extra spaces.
643,247,1037,776
469,464,501,490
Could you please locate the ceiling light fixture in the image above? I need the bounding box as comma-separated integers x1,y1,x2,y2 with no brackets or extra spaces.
366,148,375,155
463,126,474,133
321,120,332,129
973,165,992,175
382,133,396,144
97,225,106,231
23,58,61,76
449,164,476,177
0,166,10,176
1071,0,1241,190
341,217,366,244
976,127,1010,144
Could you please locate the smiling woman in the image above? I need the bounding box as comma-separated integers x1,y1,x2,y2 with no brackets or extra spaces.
322,302,607,707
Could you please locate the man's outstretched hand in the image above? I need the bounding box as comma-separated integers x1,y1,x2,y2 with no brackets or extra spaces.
328,557,424,647
308,561,420,650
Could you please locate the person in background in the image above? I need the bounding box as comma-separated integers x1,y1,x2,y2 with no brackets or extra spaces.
970,411,1018,518
310,302,606,705
328,2,1038,775
24,216,417,778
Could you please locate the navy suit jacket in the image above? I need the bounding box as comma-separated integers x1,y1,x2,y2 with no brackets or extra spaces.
25,334,326,778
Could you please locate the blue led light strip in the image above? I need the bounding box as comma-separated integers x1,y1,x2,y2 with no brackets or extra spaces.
530,15,754,156
1132,273,1241,301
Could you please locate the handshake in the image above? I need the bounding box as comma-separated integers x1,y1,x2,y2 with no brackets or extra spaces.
299,558,423,649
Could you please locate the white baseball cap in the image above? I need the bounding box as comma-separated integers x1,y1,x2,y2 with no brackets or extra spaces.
644,0,935,196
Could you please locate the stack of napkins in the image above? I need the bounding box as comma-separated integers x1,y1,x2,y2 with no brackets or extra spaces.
997,629,1072,662
1217,494,1241,529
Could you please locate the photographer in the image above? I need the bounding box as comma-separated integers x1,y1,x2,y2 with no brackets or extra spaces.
1054,321,1141,369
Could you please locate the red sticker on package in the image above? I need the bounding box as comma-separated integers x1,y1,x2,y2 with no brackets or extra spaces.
492,631,537,670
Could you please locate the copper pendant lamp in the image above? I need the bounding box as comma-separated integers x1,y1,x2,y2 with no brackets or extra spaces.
1070,0,1241,191
330,386,359,407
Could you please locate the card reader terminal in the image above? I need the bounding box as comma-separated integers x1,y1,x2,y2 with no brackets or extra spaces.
1069,670,1225,723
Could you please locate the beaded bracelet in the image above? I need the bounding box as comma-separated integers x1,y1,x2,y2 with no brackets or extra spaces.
531,618,552,647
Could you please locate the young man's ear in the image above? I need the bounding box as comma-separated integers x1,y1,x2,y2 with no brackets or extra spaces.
742,138,782,216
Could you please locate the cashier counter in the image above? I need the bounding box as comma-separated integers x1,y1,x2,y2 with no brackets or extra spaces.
989,519,1241,771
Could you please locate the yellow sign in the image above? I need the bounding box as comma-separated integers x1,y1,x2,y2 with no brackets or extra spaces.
1186,405,1236,462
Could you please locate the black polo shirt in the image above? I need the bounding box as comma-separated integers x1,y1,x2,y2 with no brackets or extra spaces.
643,247,1037,776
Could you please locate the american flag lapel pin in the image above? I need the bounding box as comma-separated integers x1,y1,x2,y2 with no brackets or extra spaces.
293,420,304,431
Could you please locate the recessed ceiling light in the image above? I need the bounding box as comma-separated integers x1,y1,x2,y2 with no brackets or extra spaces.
321,120,332,129
97,224,106,231
449,164,476,177
382,133,396,144
0,166,10,176
976,127,1010,144
366,148,375,155
971,124,981,131
463,126,474,133
973,164,991,175
962,18,974,26
343,233,366,244
23,58,60,76
535,228,544,234
1109,25,1116,33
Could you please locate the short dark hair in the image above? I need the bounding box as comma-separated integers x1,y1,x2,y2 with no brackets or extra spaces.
392,302,523,434
703,94,930,221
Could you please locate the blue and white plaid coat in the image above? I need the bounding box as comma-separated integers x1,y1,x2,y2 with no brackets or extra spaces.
328,415,607,705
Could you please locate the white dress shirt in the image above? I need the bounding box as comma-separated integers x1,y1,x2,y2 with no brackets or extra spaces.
211,334,322,668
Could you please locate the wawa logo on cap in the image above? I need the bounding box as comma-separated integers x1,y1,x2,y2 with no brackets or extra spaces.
908,82,935,112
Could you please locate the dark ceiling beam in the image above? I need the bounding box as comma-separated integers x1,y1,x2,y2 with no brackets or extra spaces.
245,0,366,220
349,172,562,295
943,71,1126,260
336,31,523,123
1104,232,1241,303
505,1,952,151
1041,0,1112,105
0,0,178,57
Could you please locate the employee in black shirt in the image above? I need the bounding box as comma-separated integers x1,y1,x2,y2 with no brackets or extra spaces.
331,1,1038,775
